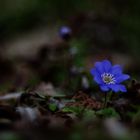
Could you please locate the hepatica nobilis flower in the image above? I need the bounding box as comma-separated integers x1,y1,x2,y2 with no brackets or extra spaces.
90,60,130,92
59,26,72,40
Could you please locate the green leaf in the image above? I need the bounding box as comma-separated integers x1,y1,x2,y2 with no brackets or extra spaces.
48,103,57,112
62,106,84,115
82,109,96,120
96,107,120,118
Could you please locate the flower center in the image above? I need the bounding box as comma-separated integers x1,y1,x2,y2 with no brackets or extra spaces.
101,73,116,84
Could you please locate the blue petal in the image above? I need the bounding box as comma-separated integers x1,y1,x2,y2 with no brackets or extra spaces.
90,68,100,77
115,74,130,83
111,65,122,75
95,62,104,74
119,85,127,92
94,76,102,84
90,68,96,76
100,85,109,92
109,84,127,92
102,60,112,72
109,84,120,92
90,68,102,84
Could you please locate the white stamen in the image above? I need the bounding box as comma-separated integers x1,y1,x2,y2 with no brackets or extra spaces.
101,73,116,84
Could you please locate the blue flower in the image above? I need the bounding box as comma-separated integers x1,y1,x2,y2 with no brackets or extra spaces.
59,26,72,40
90,60,130,92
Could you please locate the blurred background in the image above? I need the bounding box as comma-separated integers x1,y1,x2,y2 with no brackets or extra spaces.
0,1,140,140
0,0,139,91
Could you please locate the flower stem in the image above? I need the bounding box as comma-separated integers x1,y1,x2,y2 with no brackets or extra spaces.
104,93,107,108
109,91,114,101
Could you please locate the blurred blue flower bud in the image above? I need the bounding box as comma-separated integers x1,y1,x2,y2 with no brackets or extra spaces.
59,26,72,40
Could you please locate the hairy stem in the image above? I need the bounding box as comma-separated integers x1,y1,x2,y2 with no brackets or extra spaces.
104,93,107,108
